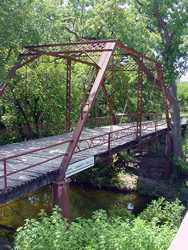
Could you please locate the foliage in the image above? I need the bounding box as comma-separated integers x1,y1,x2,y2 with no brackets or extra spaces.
183,129,188,156
174,128,188,174
177,83,188,112
107,205,135,221
75,161,117,189
15,197,183,250
133,0,188,83
175,157,188,176
139,197,184,227
180,179,188,197
133,0,188,157
74,153,134,189
0,0,174,144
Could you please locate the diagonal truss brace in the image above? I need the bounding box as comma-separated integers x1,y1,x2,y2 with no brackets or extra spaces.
58,41,116,180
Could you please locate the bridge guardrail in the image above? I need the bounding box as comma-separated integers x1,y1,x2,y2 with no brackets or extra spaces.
86,112,162,128
0,120,166,190
0,139,72,190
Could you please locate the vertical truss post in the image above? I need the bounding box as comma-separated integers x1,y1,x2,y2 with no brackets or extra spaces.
156,63,171,130
58,42,116,181
101,81,116,125
136,61,143,139
65,59,72,132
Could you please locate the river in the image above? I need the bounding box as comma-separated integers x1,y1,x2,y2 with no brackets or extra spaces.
0,184,150,232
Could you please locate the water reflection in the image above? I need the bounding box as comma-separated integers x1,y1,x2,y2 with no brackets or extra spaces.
70,185,150,218
0,184,150,229
0,187,52,229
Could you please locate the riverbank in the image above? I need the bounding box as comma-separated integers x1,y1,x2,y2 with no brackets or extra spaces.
74,173,179,198
73,152,188,203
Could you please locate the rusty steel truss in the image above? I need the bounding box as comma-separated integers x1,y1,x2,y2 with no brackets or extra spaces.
0,39,171,186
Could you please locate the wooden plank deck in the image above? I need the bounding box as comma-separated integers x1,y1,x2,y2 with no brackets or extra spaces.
0,119,186,203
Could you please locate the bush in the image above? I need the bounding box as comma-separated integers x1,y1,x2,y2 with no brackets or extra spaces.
15,198,183,250
175,157,188,176
139,197,184,227
183,129,188,156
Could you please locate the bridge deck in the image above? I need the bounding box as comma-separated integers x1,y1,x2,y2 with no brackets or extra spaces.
0,119,186,203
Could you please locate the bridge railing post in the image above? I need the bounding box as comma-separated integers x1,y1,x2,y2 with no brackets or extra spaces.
108,132,111,152
154,117,157,133
3,160,7,190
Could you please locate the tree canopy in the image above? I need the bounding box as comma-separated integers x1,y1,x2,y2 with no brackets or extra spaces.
0,0,187,155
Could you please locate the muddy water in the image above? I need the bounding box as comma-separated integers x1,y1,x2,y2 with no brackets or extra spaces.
0,184,150,231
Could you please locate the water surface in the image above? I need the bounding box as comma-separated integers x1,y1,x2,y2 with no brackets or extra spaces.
0,184,150,230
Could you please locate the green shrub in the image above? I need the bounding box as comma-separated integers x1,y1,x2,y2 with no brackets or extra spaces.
139,197,184,227
183,129,188,156
180,180,188,198
15,198,183,250
108,205,135,221
175,157,188,176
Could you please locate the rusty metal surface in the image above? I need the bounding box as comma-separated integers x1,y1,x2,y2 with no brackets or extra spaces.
65,59,72,131
58,41,116,180
136,62,143,139
101,81,117,125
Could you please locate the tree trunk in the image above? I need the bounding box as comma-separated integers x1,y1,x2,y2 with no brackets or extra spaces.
167,81,182,158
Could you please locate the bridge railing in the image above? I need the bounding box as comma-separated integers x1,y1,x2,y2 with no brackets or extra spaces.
0,113,164,143
86,112,163,128
0,139,72,190
0,120,167,190
75,123,138,153
76,120,167,153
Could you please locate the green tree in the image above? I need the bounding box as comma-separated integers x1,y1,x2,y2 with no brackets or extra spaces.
177,82,188,113
0,0,187,156
133,0,188,157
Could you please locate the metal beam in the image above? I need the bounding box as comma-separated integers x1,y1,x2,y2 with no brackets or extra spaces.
24,39,118,49
58,41,116,180
117,41,157,64
136,63,143,139
65,59,72,131
155,63,171,130
24,49,100,68
101,81,117,125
